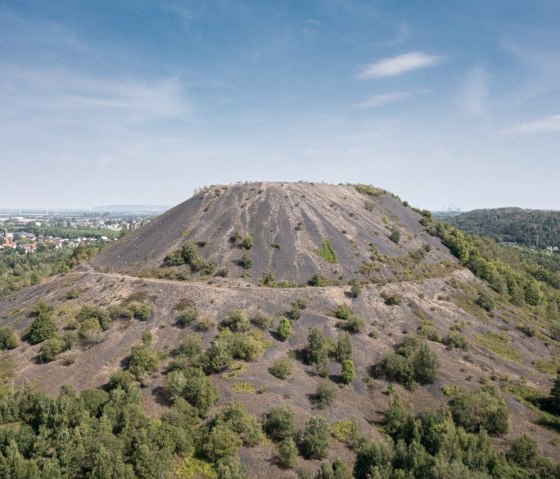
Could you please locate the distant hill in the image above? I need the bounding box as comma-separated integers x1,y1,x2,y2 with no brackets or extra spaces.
91,204,170,214
447,207,560,248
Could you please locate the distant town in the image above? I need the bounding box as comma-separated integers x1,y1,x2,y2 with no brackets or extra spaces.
0,207,166,254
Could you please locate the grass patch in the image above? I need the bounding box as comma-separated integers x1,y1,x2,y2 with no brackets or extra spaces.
536,359,560,375
221,362,247,379
355,184,383,197
441,384,462,397
476,332,521,362
176,455,217,479
330,418,361,448
317,240,338,264
232,382,256,393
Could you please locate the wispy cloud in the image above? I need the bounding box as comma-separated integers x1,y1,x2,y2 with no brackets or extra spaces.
354,91,410,109
0,64,189,123
506,115,560,134
358,52,442,79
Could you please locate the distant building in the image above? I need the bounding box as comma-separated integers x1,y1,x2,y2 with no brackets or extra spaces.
0,228,17,249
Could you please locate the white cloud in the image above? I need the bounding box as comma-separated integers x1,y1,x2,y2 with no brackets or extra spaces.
506,115,560,134
354,91,410,109
0,64,188,121
358,52,442,79
458,67,490,118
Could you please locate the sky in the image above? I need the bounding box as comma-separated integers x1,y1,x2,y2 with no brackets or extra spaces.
1,1,559,211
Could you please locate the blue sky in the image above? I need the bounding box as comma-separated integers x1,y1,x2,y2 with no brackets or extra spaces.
1,1,559,210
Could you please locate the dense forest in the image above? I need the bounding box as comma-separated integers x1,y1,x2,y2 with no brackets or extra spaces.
447,208,560,248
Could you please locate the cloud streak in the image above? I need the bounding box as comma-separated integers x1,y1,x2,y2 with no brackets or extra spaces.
354,91,410,109
358,52,442,79
506,115,560,134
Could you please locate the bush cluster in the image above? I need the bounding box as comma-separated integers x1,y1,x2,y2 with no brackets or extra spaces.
374,336,440,389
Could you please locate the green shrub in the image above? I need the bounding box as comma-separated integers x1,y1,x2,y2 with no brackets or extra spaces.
350,281,362,298
76,305,111,330
251,312,272,330
340,359,356,384
177,333,204,359
506,435,538,468
335,331,352,362
277,318,292,341
221,309,250,332
218,400,264,447
277,437,298,468
417,320,442,342
269,358,293,379
39,337,66,362
0,328,19,349
345,315,365,334
202,423,243,462
333,304,352,320
177,307,198,328
300,416,329,459
311,381,337,409
450,386,509,435
305,329,331,368
476,290,495,312
172,368,219,414
216,456,247,479
134,303,152,321
128,345,159,381
317,240,338,264
355,184,383,196
80,388,110,417
293,299,308,310
375,337,439,389
309,274,327,286
288,306,302,320
29,309,56,344
66,288,79,299
389,227,401,244
239,236,253,250
109,370,137,390
204,341,233,373
238,252,252,269
382,291,402,306
164,241,205,271
263,406,296,442
78,317,102,342
197,314,217,331
444,331,468,350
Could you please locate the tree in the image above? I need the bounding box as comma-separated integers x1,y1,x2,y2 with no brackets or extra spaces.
411,343,439,384
340,359,356,384
269,358,293,379
203,424,243,462
39,337,65,362
450,386,509,435
263,406,296,442
335,332,352,362
29,310,56,344
277,437,298,468
277,318,292,341
550,371,560,413
128,345,159,382
300,416,329,460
